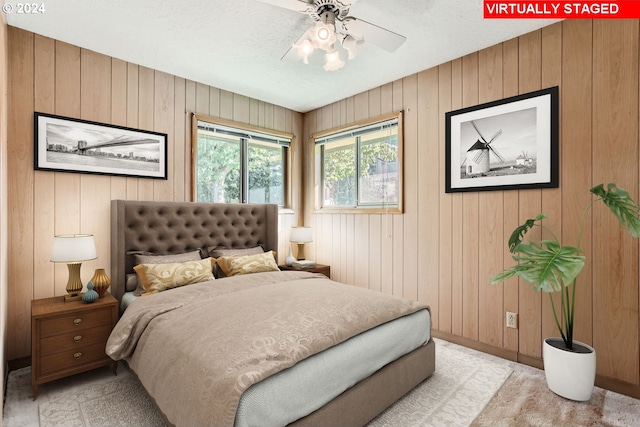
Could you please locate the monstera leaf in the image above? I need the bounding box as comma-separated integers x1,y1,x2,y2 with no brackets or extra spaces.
507,213,547,253
591,183,640,238
490,240,585,293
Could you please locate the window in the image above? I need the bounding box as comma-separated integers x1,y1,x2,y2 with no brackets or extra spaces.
314,112,403,213
192,115,292,207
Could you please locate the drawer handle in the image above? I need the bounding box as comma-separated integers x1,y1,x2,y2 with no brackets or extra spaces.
74,352,82,360
73,335,82,343
73,318,82,325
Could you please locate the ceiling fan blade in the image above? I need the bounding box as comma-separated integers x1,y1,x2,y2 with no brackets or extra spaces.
254,0,313,13
342,17,406,52
280,29,309,61
281,46,298,62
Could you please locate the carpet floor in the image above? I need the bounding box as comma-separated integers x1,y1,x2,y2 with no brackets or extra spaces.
3,339,639,426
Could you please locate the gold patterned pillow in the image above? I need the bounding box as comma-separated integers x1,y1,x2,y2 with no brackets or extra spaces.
134,258,215,295
216,251,279,277
208,246,265,278
131,250,203,296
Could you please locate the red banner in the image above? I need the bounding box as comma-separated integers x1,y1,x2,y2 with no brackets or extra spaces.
484,1,640,19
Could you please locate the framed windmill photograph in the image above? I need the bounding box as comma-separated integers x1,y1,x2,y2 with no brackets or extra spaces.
445,86,559,193
34,112,168,179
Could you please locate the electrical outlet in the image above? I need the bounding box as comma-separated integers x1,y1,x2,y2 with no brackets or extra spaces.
506,312,518,329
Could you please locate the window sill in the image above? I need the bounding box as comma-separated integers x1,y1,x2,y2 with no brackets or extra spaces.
314,206,403,214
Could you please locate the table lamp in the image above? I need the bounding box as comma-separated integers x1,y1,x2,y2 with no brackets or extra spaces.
290,227,313,260
50,234,97,302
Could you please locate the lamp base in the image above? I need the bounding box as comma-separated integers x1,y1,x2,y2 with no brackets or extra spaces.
64,293,83,302
296,243,307,260
65,262,84,302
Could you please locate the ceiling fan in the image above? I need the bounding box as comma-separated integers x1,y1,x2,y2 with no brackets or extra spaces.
256,0,407,71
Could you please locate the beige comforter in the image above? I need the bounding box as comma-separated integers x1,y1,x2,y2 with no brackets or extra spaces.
106,271,427,427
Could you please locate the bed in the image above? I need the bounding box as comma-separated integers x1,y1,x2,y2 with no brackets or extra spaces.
107,199,436,427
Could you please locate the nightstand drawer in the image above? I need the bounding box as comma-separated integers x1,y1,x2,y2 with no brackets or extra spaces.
40,323,113,356
39,307,112,337
39,341,111,376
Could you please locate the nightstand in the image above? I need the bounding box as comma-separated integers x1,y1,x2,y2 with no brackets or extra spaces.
31,293,119,399
279,263,331,279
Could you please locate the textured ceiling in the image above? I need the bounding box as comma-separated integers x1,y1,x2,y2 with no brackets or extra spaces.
4,0,558,113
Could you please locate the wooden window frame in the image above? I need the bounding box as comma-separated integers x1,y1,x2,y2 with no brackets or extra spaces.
191,114,294,210
313,111,404,214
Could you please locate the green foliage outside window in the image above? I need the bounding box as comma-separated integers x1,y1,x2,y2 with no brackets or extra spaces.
196,134,240,203
324,143,357,206
194,118,289,206
318,114,401,210
248,142,283,205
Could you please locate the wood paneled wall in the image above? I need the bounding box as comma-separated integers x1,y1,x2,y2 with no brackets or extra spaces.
303,20,640,390
6,27,303,360
1,12,9,419
5,19,640,395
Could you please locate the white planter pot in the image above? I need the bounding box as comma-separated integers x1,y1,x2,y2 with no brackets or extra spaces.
543,337,596,401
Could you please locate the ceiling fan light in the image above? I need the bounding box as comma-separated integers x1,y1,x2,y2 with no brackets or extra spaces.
317,27,330,41
293,39,314,64
342,34,364,60
310,21,336,51
323,50,345,71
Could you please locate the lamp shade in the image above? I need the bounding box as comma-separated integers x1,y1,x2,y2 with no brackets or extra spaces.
290,227,313,243
50,234,97,263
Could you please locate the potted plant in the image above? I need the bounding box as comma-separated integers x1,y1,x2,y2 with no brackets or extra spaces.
490,183,640,401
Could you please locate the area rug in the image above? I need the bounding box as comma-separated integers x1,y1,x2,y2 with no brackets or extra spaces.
38,373,165,427
471,361,640,427
368,339,513,426
4,339,512,427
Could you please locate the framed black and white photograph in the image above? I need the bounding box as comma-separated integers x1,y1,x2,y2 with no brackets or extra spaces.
34,112,168,179
445,86,558,193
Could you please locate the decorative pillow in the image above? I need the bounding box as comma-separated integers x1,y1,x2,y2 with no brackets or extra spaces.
133,250,203,266
134,258,215,296
216,251,279,277
126,249,204,275
208,246,265,258
125,273,138,292
131,250,203,296
208,246,266,278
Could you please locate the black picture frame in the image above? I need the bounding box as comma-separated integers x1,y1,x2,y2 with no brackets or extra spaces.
445,86,559,193
34,112,168,179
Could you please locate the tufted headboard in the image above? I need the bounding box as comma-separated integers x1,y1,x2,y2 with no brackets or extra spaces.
110,200,279,304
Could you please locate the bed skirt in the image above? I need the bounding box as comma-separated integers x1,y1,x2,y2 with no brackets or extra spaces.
288,339,436,427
